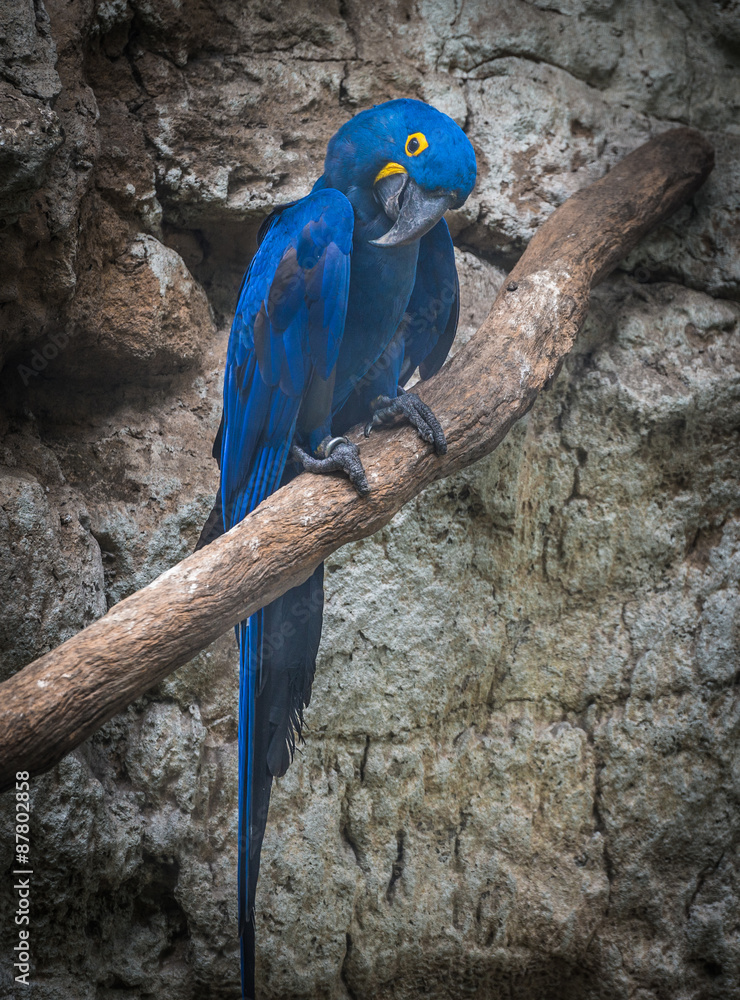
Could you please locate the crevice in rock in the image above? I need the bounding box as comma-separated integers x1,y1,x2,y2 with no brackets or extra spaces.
340,817,367,873
592,758,614,913
386,829,405,902
337,0,360,63
449,49,615,93
359,734,370,783
564,464,589,505
90,528,121,608
453,808,469,874
132,852,191,963
340,932,359,1000
685,845,729,917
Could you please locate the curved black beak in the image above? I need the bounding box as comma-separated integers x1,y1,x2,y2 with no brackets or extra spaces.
371,175,456,247
373,172,407,224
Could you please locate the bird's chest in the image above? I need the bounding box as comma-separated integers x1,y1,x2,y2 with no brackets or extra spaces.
338,235,419,386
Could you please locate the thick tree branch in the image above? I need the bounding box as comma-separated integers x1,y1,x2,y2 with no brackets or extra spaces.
0,128,713,792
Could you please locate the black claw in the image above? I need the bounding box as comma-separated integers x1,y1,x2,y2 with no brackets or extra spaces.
291,438,370,497
366,389,447,455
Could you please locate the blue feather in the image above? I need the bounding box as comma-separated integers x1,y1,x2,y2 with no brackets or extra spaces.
331,218,460,432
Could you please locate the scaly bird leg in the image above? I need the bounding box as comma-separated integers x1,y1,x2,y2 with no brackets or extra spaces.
364,386,447,455
291,436,370,497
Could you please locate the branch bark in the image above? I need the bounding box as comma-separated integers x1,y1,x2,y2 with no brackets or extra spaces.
0,128,714,792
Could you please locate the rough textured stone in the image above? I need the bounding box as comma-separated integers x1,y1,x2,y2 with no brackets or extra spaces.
0,83,63,222
0,0,61,102
66,231,215,383
0,1,739,999
0,440,105,680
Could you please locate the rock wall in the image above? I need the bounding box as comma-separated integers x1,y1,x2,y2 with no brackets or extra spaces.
1,1,739,998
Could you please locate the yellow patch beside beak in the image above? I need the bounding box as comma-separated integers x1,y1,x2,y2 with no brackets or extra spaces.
374,161,407,184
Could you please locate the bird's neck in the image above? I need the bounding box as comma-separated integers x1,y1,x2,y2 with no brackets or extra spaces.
313,174,388,236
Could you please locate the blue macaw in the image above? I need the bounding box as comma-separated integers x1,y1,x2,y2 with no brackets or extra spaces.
197,99,476,999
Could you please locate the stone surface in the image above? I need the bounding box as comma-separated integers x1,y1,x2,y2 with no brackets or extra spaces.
0,1,739,999
0,440,105,681
0,82,63,222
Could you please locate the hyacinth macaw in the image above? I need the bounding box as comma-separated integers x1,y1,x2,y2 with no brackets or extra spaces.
197,98,476,998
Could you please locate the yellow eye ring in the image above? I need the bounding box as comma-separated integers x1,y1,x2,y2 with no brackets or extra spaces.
405,132,429,157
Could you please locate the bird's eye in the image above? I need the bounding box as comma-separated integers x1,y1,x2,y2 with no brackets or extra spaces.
405,132,429,157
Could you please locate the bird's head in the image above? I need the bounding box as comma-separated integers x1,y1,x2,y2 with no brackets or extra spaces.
323,98,477,247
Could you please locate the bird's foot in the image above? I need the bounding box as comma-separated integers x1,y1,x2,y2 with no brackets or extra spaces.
364,387,447,455
291,436,370,496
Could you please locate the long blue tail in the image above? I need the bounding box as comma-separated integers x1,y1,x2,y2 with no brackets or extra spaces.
196,432,323,1000
237,615,261,999
237,564,325,999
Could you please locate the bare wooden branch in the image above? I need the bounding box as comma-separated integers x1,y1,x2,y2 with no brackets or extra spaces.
0,128,713,792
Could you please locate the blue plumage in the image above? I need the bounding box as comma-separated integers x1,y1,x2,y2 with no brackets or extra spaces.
198,98,476,999
333,217,460,431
